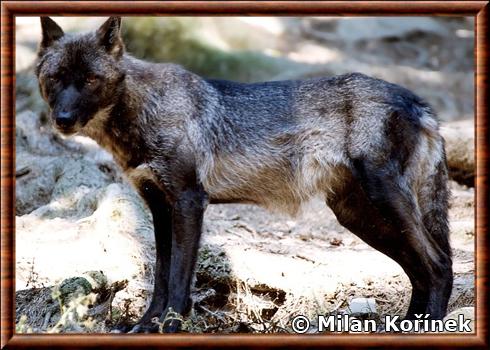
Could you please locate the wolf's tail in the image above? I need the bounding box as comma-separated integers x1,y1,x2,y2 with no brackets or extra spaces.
416,108,451,258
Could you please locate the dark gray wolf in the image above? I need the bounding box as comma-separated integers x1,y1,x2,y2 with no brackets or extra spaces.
36,17,453,333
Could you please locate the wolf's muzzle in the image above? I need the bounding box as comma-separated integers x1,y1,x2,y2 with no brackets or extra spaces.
54,110,77,129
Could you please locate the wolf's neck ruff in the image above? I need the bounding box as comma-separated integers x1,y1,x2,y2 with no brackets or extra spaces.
80,68,147,170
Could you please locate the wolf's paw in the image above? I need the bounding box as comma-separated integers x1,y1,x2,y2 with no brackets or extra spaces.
110,323,133,333
160,319,182,333
154,308,183,333
110,321,159,333
127,322,160,333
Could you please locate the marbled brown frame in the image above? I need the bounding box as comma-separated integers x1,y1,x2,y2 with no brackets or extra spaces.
1,1,488,349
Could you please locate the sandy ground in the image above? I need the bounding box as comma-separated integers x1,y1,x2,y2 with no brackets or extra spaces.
14,17,474,333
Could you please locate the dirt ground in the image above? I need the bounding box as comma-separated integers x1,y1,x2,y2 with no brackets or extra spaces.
14,17,474,333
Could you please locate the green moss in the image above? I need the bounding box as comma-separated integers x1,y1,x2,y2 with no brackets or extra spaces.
55,277,92,306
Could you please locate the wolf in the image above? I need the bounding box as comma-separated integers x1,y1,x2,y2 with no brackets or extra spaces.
36,17,453,333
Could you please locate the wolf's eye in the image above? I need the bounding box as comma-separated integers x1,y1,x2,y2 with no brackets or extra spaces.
48,76,58,84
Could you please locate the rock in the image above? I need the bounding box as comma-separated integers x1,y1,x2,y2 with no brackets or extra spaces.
440,120,474,187
16,71,46,114
347,298,377,315
443,307,474,333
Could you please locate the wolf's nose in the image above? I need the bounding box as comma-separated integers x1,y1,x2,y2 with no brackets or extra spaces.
55,110,76,128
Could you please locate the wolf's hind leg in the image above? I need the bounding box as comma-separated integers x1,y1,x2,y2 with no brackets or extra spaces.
325,163,452,319
416,158,453,318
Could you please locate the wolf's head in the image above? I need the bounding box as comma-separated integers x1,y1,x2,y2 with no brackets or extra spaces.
36,17,126,135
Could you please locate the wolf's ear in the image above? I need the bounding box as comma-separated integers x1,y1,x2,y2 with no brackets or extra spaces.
96,17,124,57
40,17,64,49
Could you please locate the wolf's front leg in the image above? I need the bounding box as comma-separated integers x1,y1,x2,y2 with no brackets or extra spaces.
157,186,207,333
127,181,173,333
